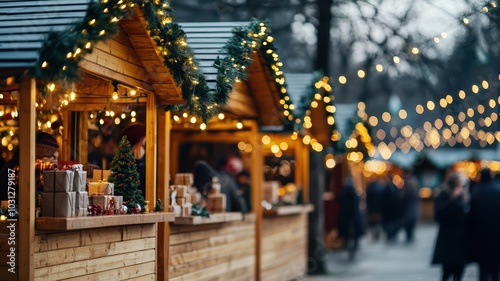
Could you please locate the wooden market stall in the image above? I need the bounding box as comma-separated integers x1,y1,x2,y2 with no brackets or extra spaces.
0,1,214,280
167,21,312,281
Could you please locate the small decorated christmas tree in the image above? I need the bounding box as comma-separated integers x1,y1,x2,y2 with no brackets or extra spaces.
108,136,145,210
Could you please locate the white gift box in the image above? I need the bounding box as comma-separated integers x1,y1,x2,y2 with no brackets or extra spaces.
41,192,76,217
43,170,74,193
73,170,87,192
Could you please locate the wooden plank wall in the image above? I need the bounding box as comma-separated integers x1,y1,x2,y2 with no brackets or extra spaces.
261,214,308,281
169,221,256,281
33,224,157,281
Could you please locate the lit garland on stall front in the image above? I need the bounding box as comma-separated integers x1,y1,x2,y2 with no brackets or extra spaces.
171,20,295,127
213,20,294,123
32,0,218,121
293,74,337,152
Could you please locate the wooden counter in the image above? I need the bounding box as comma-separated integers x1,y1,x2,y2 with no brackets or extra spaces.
261,204,313,281
263,204,314,217
35,212,175,231
169,213,256,281
30,213,174,280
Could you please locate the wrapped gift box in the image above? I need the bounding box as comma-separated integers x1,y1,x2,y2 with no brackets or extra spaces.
73,170,87,192
174,173,193,186
174,195,191,206
41,192,76,217
88,181,114,195
76,191,88,210
189,187,201,204
91,195,123,211
172,185,187,197
181,203,193,217
92,169,111,182
208,194,226,213
43,170,74,192
75,208,86,217
262,181,280,205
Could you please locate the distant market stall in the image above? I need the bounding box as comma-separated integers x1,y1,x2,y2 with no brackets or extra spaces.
168,21,312,280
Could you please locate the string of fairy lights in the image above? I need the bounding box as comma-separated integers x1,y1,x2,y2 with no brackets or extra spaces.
328,1,498,92
171,20,294,130
4,0,499,168
34,0,224,121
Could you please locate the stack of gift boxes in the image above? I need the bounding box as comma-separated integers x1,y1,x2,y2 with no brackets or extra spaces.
169,173,203,217
88,170,122,215
207,177,226,213
42,166,88,217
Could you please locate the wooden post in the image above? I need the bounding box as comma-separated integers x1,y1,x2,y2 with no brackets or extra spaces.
249,121,263,281
18,76,36,281
301,143,310,203
145,93,157,211
157,110,170,281
78,112,88,165
60,110,71,160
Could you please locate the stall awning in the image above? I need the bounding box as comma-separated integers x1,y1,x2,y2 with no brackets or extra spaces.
178,21,293,128
0,1,90,69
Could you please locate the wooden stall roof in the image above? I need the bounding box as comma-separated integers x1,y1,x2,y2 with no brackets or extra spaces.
0,0,184,103
0,0,90,69
180,22,287,127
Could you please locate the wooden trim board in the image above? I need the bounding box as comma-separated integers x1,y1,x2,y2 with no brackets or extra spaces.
172,213,255,225
35,212,175,231
262,204,314,217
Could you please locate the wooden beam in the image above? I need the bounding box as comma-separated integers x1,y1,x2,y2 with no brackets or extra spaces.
249,121,263,281
157,110,170,281
78,113,88,165
145,93,157,212
79,60,155,93
18,76,36,281
156,110,170,211
302,143,310,203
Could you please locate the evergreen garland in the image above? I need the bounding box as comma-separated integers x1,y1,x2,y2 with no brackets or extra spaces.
295,73,339,149
212,20,294,124
32,0,216,121
108,136,145,210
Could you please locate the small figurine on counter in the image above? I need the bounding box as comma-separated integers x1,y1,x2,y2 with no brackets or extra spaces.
154,199,163,212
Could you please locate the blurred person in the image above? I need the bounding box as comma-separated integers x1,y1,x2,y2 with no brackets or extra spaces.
337,177,365,260
402,175,420,243
217,154,244,178
235,170,251,212
431,171,469,281
467,168,500,281
381,174,403,242
122,123,146,197
365,177,384,240
193,160,246,212
87,129,103,168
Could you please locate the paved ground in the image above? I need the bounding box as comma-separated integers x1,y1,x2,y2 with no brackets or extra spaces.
303,223,478,281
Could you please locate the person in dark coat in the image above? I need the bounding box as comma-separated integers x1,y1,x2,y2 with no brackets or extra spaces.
381,175,403,242
337,177,365,260
431,171,468,281
402,175,420,243
365,177,384,240
467,168,500,281
193,160,246,212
